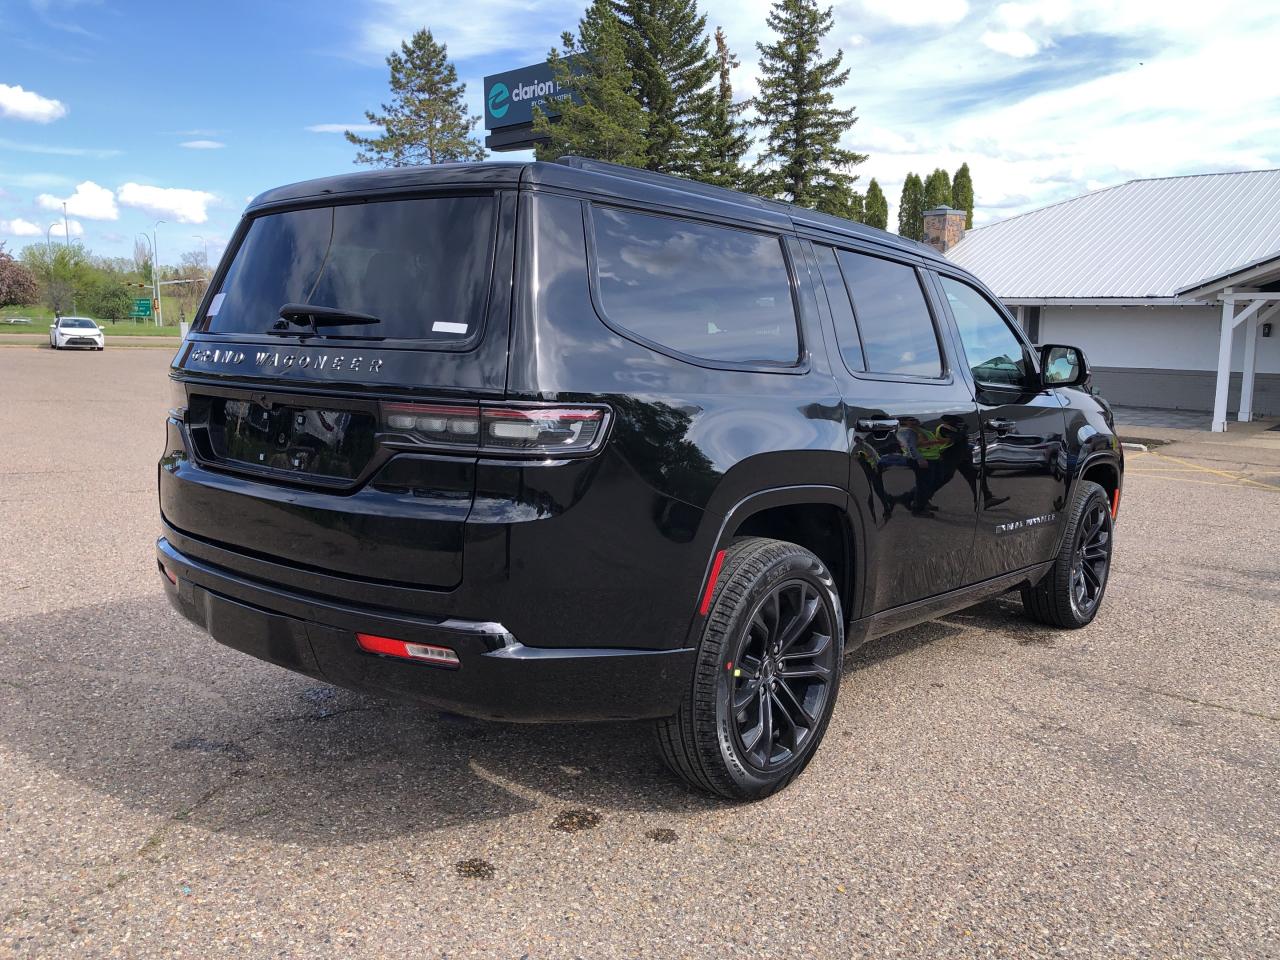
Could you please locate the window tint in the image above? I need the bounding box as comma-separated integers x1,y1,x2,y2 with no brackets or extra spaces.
590,205,799,364
813,245,864,372
836,251,942,378
940,275,1032,388
205,196,496,342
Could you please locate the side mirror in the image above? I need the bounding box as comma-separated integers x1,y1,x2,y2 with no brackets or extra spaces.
1039,344,1089,388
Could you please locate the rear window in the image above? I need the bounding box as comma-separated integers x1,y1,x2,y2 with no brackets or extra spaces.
203,195,496,342
589,205,799,365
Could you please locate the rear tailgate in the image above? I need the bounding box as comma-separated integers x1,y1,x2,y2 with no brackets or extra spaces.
161,188,516,590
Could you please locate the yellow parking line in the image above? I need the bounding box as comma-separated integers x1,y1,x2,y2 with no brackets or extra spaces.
1147,450,1278,491
1125,472,1239,487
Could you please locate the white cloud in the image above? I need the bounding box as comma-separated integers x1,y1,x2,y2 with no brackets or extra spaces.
0,218,43,237
306,123,378,133
47,219,84,239
179,139,226,149
847,33,867,47
0,137,118,158
0,83,67,123
981,29,1039,57
37,180,118,220
859,0,970,27
117,183,217,224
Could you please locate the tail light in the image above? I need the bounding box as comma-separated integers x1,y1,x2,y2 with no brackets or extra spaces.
168,377,188,422
380,402,610,457
356,632,460,668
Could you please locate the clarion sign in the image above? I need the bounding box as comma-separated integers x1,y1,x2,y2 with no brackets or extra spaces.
483,58,581,152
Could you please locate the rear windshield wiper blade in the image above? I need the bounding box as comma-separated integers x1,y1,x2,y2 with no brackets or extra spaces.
276,303,381,328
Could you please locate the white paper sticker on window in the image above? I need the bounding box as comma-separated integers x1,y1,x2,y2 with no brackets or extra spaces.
207,292,226,316
432,321,468,334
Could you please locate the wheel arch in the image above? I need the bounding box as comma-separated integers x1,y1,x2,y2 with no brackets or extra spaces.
685,485,865,647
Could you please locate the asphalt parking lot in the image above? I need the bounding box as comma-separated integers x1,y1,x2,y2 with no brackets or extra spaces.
2,346,1277,959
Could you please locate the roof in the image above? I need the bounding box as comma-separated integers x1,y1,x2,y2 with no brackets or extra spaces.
945,169,1280,301
246,157,942,265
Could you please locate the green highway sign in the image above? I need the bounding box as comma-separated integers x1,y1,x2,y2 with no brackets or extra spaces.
131,298,153,318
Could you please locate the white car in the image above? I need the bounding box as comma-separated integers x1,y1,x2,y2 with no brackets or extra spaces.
49,316,105,350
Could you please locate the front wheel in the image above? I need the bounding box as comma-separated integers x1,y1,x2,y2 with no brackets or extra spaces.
1021,480,1114,628
655,537,844,801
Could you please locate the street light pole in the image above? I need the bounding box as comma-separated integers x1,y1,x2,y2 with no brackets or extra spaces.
192,234,208,270
153,220,166,328
61,202,70,249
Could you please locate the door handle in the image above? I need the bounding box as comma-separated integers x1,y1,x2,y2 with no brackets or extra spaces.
856,418,900,435
985,418,1017,434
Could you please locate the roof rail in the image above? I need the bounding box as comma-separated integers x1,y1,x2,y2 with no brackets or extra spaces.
553,156,775,210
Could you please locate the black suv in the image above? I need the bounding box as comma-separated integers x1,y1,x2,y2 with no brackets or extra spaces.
158,158,1122,800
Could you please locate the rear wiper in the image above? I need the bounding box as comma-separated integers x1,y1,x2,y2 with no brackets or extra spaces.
271,303,381,336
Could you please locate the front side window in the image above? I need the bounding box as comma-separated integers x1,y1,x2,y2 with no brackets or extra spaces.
836,251,943,378
590,205,799,364
204,195,496,342
939,275,1032,388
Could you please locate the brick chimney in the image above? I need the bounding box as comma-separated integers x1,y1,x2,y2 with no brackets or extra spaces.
922,205,966,253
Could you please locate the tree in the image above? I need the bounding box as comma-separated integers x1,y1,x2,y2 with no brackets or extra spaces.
923,167,953,210
21,242,91,314
897,172,925,240
533,0,649,167
346,28,485,166
613,0,718,176
952,162,975,228
864,178,888,230
697,27,751,189
132,237,153,283
80,273,132,320
0,242,38,308
752,0,866,215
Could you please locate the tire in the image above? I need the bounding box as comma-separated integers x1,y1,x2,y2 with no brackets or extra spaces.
656,537,844,801
1021,480,1114,628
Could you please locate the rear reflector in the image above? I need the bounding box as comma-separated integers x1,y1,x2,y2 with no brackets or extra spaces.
356,632,460,668
699,549,727,616
160,564,178,585
1111,487,1121,518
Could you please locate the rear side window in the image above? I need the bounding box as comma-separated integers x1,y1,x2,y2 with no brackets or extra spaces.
204,195,496,342
589,205,799,364
836,251,943,378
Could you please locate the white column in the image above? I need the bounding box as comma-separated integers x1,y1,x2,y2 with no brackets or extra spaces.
1238,311,1259,423
1212,298,1235,432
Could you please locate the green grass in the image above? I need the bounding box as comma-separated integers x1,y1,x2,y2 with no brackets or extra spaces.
1,303,185,336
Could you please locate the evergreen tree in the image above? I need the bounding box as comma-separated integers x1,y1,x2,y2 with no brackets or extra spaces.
346,29,485,166
752,0,867,215
952,162,975,228
533,0,650,167
614,0,718,175
923,167,953,209
897,172,925,240
863,178,888,230
698,26,751,189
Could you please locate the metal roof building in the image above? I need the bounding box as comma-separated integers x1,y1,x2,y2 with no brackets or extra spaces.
942,169,1280,430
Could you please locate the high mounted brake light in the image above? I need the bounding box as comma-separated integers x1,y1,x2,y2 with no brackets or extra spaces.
380,402,610,457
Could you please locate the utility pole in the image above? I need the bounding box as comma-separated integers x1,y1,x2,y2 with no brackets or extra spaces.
153,220,166,328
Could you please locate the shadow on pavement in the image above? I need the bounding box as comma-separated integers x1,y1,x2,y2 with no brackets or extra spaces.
0,594,957,847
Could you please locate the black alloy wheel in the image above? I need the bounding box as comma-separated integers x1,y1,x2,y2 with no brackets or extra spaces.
655,537,845,801
1022,480,1114,628
727,580,837,772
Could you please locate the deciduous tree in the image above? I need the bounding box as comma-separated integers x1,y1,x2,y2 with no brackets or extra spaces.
0,242,38,308
347,28,485,166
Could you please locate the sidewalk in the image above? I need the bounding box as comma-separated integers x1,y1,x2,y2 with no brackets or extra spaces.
1115,411,1280,486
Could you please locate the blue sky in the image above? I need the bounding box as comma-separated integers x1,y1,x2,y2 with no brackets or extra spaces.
2,0,1278,264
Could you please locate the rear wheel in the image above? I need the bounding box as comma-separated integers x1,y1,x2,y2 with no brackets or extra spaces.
1021,480,1114,628
656,537,844,801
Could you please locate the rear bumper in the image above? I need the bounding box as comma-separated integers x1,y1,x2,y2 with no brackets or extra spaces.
157,537,694,722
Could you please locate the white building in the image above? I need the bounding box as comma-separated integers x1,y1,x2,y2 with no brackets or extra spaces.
939,169,1280,431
